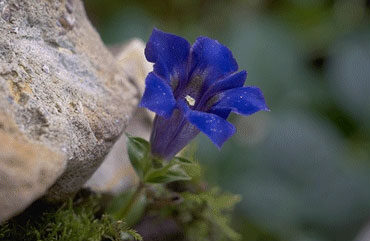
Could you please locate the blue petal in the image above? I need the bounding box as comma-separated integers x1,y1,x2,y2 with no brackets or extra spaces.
139,72,176,118
211,87,269,116
189,37,238,89
197,71,247,111
179,101,236,148
150,113,200,160
210,109,231,119
207,70,247,95
145,28,190,83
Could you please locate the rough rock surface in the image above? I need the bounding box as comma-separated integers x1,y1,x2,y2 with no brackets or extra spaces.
0,112,66,222
85,109,152,194
0,0,138,215
86,40,153,194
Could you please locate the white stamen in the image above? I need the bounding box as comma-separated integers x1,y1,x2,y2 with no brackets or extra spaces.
185,95,196,106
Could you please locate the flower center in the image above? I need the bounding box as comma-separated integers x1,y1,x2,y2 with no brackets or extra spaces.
185,95,196,106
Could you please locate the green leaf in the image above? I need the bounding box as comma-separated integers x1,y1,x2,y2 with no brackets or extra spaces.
174,156,202,180
179,188,242,241
107,189,147,227
143,156,199,184
167,163,192,181
144,162,191,184
126,134,150,179
173,156,193,164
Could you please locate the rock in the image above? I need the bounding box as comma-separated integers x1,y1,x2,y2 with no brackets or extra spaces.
355,222,370,241
0,0,138,211
86,40,153,194
114,39,153,95
0,112,66,223
85,109,152,194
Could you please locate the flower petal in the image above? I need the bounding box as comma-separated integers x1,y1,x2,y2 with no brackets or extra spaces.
139,72,176,118
209,109,232,119
211,87,269,116
150,113,200,160
189,37,238,89
197,71,247,111
207,70,247,95
145,28,190,83
179,101,236,148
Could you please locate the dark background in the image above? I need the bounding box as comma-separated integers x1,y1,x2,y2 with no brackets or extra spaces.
84,1,370,240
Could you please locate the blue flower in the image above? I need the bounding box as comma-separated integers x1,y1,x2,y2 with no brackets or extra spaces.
140,28,269,160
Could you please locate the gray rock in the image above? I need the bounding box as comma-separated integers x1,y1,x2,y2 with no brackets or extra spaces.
0,111,66,222
355,222,370,241
86,39,153,194
0,0,138,215
85,109,152,194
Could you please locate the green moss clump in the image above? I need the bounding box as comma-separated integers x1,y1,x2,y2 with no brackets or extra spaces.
0,223,10,239
0,194,141,241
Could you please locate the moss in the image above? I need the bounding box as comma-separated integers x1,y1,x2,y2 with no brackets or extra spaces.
0,180,239,241
0,193,141,241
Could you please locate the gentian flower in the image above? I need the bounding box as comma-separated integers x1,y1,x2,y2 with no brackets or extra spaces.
140,28,269,160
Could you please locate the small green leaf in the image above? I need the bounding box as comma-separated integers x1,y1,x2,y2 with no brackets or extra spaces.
144,163,191,184
126,134,150,179
107,189,147,227
167,163,192,181
173,156,202,180
173,156,193,164
180,188,242,241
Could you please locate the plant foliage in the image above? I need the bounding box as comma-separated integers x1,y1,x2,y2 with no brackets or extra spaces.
0,196,141,241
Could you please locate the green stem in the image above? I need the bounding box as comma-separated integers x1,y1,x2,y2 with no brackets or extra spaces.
116,182,144,220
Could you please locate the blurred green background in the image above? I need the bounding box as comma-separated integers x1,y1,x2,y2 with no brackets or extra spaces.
84,1,370,240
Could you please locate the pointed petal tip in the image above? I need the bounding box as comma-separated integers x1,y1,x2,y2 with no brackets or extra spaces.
145,28,191,81
211,86,269,116
215,143,222,150
237,70,247,81
184,107,236,149
150,27,174,37
213,136,228,150
259,95,270,112
259,99,270,112
191,36,239,84
208,121,236,149
213,124,236,149
256,100,270,113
